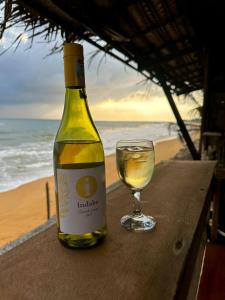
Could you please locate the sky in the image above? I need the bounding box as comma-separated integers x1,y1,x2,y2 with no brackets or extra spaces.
0,26,201,122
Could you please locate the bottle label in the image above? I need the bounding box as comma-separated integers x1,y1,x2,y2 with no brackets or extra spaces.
64,56,85,87
56,165,106,234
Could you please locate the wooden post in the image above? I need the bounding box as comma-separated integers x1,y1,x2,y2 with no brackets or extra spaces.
199,51,210,156
161,80,200,160
45,182,50,220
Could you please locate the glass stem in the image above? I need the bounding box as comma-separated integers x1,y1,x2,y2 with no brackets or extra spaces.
132,190,142,216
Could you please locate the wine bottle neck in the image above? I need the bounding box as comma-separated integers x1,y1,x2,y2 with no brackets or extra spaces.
64,87,88,116
56,87,100,142
55,43,100,142
63,46,89,124
64,54,85,88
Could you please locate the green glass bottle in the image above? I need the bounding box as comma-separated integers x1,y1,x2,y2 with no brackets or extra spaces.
53,43,106,248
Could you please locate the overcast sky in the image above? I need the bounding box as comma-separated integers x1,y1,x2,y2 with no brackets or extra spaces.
0,27,199,121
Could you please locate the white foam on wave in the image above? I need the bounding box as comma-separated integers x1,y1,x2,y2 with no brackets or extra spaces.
0,169,53,192
26,161,52,168
0,139,54,191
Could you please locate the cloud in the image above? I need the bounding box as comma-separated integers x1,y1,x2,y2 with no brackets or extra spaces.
0,38,145,105
0,30,198,120
0,41,64,106
88,90,196,121
0,36,154,116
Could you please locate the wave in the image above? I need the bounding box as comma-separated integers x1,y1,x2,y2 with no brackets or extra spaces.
0,170,53,192
0,119,179,192
26,162,52,168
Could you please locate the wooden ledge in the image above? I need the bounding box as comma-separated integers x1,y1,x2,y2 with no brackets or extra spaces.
0,161,216,300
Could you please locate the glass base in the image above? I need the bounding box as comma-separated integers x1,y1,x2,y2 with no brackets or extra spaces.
121,213,156,232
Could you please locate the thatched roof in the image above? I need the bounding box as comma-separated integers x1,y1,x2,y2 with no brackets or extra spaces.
0,0,212,95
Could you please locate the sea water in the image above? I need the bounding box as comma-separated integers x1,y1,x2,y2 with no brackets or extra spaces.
0,119,178,192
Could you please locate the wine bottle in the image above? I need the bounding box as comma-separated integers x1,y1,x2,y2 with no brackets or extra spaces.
53,43,106,248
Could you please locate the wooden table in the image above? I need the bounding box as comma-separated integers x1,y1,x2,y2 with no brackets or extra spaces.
0,161,216,300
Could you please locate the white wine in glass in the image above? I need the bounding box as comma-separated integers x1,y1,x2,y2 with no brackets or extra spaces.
116,140,156,231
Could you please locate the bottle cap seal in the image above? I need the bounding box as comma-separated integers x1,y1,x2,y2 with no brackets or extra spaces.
63,43,85,87
64,43,83,58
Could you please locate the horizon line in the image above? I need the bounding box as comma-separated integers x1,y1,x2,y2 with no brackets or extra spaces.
0,117,183,123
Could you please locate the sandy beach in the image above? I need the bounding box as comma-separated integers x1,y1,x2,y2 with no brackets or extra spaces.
0,137,186,247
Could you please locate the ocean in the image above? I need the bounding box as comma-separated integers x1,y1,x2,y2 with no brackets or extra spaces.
0,119,178,192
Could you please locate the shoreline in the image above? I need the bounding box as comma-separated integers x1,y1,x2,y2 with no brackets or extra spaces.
0,135,193,247
0,135,181,194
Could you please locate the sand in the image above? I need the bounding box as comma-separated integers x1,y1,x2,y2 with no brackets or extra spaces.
0,137,185,247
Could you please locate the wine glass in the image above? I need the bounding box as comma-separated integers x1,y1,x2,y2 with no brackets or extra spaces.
116,139,156,231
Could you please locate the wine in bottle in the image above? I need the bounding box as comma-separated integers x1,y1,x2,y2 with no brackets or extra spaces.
53,43,106,248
